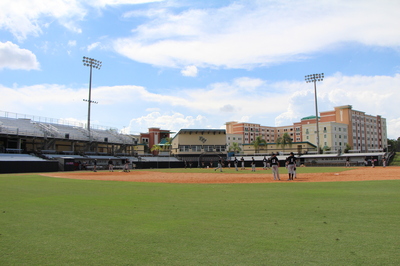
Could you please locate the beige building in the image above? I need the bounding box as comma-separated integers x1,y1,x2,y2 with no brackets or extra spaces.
302,120,348,152
171,129,227,157
226,133,243,151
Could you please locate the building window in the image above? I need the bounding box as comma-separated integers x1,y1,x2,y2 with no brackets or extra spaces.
204,145,213,152
215,145,226,152
192,145,202,152
179,145,190,152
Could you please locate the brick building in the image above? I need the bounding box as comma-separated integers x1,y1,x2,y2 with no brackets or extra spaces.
226,105,388,153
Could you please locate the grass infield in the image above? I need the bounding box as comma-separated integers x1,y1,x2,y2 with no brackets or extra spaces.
1,171,399,265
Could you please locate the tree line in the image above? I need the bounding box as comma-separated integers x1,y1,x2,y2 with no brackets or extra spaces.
388,137,400,152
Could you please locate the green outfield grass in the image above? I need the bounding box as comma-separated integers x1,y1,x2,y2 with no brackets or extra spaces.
1,172,399,265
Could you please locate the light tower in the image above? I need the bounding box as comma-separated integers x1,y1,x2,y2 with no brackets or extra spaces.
82,56,101,140
305,73,324,153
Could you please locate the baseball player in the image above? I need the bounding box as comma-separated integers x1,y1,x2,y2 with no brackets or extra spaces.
234,157,239,171
263,156,267,170
214,159,223,172
270,154,280,180
285,152,296,180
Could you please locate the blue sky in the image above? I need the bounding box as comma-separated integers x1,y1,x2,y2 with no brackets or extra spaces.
1,0,399,139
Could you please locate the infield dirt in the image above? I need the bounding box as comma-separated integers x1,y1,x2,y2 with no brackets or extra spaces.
42,166,400,184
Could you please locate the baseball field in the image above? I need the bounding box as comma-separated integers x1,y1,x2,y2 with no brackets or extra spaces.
1,166,399,265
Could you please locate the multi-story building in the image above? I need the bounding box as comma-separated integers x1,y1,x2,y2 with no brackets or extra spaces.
301,118,348,152
275,125,296,142
140,127,172,151
226,105,387,153
319,105,387,152
226,133,243,150
225,122,276,144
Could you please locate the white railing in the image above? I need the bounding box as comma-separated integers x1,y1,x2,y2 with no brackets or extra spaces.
0,110,118,131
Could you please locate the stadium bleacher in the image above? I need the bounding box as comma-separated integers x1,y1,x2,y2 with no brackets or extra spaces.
0,153,47,161
0,116,136,144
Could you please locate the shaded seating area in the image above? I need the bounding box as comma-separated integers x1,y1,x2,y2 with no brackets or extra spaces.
0,153,47,161
0,153,58,173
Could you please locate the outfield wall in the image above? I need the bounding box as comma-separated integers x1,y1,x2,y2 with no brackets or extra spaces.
0,160,59,174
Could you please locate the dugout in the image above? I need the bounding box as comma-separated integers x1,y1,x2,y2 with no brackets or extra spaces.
56,157,76,171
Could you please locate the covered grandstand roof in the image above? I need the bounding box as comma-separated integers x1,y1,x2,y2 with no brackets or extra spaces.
0,116,136,145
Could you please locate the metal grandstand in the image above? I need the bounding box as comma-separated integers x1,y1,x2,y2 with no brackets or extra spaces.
0,111,136,145
0,111,138,158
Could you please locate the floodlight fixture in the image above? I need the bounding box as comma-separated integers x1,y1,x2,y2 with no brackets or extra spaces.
83,56,102,141
305,73,324,153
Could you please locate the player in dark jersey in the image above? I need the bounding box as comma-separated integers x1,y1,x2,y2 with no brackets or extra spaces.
270,153,280,180
214,159,223,172
285,152,296,180
263,156,267,170
234,157,239,171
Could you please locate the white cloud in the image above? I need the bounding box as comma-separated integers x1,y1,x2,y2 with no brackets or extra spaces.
181,65,198,77
145,107,160,112
113,0,400,69
233,77,265,92
0,0,85,41
0,0,164,42
91,0,164,7
0,41,40,70
387,118,400,141
126,112,207,134
68,40,77,47
273,73,400,139
87,42,101,52
1,73,399,139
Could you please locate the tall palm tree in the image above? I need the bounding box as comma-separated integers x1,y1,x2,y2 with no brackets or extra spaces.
251,136,267,154
228,142,242,154
276,133,292,153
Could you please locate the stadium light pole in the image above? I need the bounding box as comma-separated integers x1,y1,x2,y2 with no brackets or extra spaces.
82,56,101,141
305,73,324,153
